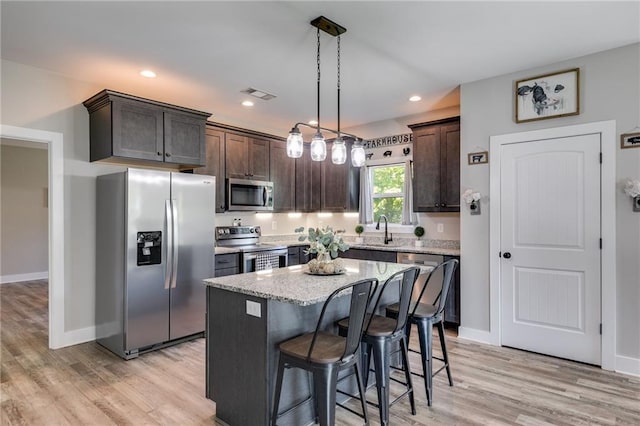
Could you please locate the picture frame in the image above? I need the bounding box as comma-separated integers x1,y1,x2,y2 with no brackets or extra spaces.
515,68,580,123
621,132,640,149
468,151,488,165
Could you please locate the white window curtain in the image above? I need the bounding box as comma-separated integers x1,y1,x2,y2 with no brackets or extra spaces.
401,160,417,225
358,166,373,224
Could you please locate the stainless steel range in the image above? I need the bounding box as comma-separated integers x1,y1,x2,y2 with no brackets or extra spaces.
215,225,288,273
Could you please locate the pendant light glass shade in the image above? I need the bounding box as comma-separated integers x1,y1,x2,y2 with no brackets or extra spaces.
286,127,304,158
310,132,327,161
331,137,347,164
351,141,366,167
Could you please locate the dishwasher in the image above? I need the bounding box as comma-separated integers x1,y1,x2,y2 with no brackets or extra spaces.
396,252,444,306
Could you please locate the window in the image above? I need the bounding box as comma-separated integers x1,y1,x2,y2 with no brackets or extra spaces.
370,164,405,224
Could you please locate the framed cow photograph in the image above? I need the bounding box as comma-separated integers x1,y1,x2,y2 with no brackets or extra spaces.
621,132,640,149
515,68,580,123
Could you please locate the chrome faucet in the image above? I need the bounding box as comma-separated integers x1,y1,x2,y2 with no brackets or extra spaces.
375,215,393,244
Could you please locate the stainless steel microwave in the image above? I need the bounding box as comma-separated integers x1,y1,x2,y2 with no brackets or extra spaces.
227,178,274,211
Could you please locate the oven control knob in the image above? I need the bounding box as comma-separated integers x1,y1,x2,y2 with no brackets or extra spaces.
250,228,255,233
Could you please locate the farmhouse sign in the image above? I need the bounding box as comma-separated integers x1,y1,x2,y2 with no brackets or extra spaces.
363,133,413,149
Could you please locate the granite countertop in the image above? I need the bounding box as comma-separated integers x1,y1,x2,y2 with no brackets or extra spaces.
204,258,431,306
214,237,460,256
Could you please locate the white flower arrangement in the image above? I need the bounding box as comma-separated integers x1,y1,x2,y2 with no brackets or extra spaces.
462,189,482,204
623,179,640,198
295,226,349,259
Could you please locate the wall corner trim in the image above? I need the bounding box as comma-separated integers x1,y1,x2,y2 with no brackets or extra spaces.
615,355,640,378
457,327,495,345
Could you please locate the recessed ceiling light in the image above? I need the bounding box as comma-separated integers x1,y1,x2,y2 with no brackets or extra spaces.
140,70,156,78
308,120,318,125
242,100,254,107
409,95,422,102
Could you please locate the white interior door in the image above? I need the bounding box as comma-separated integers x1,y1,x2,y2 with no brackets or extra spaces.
500,133,601,365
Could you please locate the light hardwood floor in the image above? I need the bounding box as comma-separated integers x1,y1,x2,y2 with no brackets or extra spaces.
1,280,639,425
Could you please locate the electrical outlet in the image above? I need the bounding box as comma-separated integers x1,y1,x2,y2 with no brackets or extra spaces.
437,223,444,233
246,300,261,318
272,221,277,230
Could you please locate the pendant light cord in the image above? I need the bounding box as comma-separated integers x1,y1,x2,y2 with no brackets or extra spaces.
316,27,321,133
337,35,341,137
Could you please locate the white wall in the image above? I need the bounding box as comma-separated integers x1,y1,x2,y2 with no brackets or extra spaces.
460,43,640,362
1,60,125,336
0,143,49,280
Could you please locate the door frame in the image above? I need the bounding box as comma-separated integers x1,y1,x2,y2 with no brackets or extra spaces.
0,124,65,349
489,120,616,370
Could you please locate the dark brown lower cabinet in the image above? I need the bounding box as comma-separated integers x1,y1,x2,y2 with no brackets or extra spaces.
340,248,397,263
443,255,460,326
214,253,240,277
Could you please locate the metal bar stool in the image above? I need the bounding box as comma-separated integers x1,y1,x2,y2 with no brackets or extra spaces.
337,267,420,426
271,278,377,426
386,259,458,406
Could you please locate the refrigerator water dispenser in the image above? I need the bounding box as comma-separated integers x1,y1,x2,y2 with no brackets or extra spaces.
137,231,162,266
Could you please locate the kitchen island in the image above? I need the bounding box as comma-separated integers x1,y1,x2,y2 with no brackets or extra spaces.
204,259,425,426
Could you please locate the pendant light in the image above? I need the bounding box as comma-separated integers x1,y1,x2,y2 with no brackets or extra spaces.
331,35,347,165
309,27,327,161
286,16,365,166
351,140,366,167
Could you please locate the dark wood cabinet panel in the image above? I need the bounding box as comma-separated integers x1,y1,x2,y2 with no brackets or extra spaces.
444,255,461,326
440,124,461,211
270,141,296,212
111,99,164,162
225,134,270,180
412,126,441,211
83,90,210,169
410,117,460,212
295,145,322,212
249,137,270,181
214,253,240,277
225,133,249,179
341,248,396,263
194,127,226,213
319,141,360,212
164,111,206,166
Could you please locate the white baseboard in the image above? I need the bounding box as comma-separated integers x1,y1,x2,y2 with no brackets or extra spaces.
0,271,48,284
615,355,640,377
51,326,96,349
457,327,495,345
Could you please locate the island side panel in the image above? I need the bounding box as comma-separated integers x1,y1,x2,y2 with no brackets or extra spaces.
207,287,268,426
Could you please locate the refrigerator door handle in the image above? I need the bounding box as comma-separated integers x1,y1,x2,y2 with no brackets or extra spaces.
164,199,173,290
170,199,179,288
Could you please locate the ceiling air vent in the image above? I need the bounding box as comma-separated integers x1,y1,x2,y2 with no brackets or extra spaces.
241,87,277,101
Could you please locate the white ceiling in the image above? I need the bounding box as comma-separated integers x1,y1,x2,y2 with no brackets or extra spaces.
2,1,639,137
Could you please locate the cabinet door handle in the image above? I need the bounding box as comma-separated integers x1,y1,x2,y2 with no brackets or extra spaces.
435,203,440,207
165,153,171,158
442,203,447,207
157,151,162,156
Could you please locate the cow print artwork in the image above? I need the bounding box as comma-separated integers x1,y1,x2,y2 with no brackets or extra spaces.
515,68,579,123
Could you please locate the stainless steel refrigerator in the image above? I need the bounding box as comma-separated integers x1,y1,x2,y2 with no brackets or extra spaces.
96,168,215,359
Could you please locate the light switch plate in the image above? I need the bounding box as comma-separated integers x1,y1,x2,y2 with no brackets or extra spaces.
246,300,261,318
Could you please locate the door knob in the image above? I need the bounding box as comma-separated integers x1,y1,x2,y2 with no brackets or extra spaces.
503,252,512,259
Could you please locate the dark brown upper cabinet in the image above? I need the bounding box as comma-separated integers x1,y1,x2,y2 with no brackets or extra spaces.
295,141,359,213
225,133,270,181
269,140,296,212
320,141,360,212
193,126,226,213
409,117,460,212
83,90,210,169
295,145,322,212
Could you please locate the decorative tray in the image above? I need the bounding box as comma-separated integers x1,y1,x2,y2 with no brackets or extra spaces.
304,271,346,276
